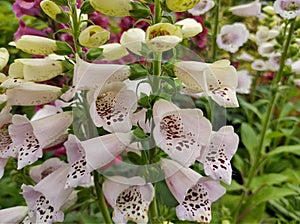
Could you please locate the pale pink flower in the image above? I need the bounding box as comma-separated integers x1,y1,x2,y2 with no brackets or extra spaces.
0,206,28,223
274,0,300,19
188,0,215,15
236,70,253,94
230,0,261,17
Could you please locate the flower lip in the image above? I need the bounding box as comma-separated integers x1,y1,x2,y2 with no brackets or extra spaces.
274,0,300,19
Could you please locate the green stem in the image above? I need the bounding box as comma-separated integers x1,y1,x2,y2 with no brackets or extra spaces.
154,0,162,24
93,171,113,224
232,19,296,223
70,0,81,53
212,0,220,61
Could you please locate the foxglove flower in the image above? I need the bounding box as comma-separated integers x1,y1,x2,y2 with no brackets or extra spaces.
255,26,279,44
90,0,132,16
274,0,300,19
175,18,203,39
40,0,64,21
217,23,249,53
103,176,154,223
237,52,254,62
0,48,9,70
145,23,183,52
230,0,261,17
258,42,276,57
188,0,215,15
174,60,239,107
153,99,212,167
31,100,69,121
197,126,239,184
251,59,267,71
120,28,146,55
291,59,300,74
89,82,137,133
166,0,200,12
0,206,28,223
14,20,48,40
8,58,63,82
236,70,253,94
99,43,129,61
9,112,72,169
64,133,131,188
22,165,72,223
13,0,42,18
5,82,61,106
79,25,110,48
29,158,66,183
161,159,226,223
12,35,57,55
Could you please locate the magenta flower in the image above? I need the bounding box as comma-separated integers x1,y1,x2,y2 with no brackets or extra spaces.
161,159,226,223
13,0,42,18
14,20,48,40
153,99,212,167
103,176,154,223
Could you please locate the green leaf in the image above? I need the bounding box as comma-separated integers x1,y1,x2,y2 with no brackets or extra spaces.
129,63,149,80
267,145,300,157
240,100,262,120
156,180,178,207
127,151,146,165
51,0,68,6
55,41,74,55
80,0,96,14
239,202,265,223
138,93,150,108
241,123,258,163
249,173,289,191
85,48,103,61
133,126,148,139
129,1,151,19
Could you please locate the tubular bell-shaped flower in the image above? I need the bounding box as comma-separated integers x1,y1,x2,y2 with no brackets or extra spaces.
217,23,249,53
103,176,154,223
120,28,146,55
0,206,28,223
153,99,212,167
174,60,239,107
90,0,132,17
145,23,183,52
274,0,300,19
22,165,73,223
198,126,239,184
230,0,261,17
161,159,226,223
79,25,110,48
188,0,215,15
8,58,63,82
175,18,203,39
0,48,9,70
64,133,132,188
99,43,129,61
89,82,137,133
166,0,200,12
236,70,253,94
8,112,72,169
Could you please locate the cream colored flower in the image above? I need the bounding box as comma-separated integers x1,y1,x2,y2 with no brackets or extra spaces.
40,0,62,20
79,25,110,48
120,28,145,55
0,48,9,70
90,0,132,16
175,18,203,38
8,58,63,82
12,35,57,55
100,43,129,60
146,23,183,52
166,0,200,12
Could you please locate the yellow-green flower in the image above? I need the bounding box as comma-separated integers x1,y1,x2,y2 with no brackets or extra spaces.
79,25,110,48
100,43,129,60
0,48,9,71
175,18,203,38
146,23,183,52
40,0,62,20
12,35,57,55
90,0,132,16
8,58,63,82
166,0,200,12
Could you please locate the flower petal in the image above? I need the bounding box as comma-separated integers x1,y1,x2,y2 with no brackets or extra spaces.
230,0,261,17
90,0,132,17
0,206,28,223
166,0,200,12
120,28,146,55
0,158,8,179
100,43,129,61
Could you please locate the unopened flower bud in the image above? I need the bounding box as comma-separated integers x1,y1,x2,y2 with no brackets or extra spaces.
79,25,110,48
166,0,200,12
90,0,132,16
175,18,203,38
0,48,9,70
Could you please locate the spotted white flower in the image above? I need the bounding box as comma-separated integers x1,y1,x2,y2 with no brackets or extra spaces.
89,82,137,133
103,176,154,223
166,0,200,12
64,133,131,188
120,28,146,56
175,18,203,39
161,159,226,223
0,206,28,223
90,0,132,16
8,112,72,169
99,43,129,61
22,165,72,223
153,99,212,167
230,0,261,17
217,23,249,53
236,70,253,94
274,0,300,19
8,58,63,82
174,60,239,107
188,0,215,15
145,23,183,52
0,48,9,70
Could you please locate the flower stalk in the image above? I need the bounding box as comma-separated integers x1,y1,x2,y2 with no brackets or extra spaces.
212,0,220,61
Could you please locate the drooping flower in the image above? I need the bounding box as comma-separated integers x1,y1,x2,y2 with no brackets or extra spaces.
255,26,279,44
29,158,66,183
13,0,42,18
217,23,249,53
174,60,239,107
145,23,183,52
197,126,239,184
153,99,212,167
120,28,146,55
166,0,200,12
79,25,110,48
103,176,154,223
40,0,63,21
22,165,73,223
175,18,203,39
89,82,137,133
0,48,9,70
274,0,300,19
161,159,226,223
0,206,28,223
251,59,267,71
230,0,261,17
12,35,57,55
266,52,281,71
8,58,63,82
90,0,132,17
64,133,132,188
258,42,276,57
8,112,72,169
14,20,49,41
236,70,253,94
237,52,254,62
31,100,69,121
188,0,215,15
291,59,300,74
99,43,129,61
